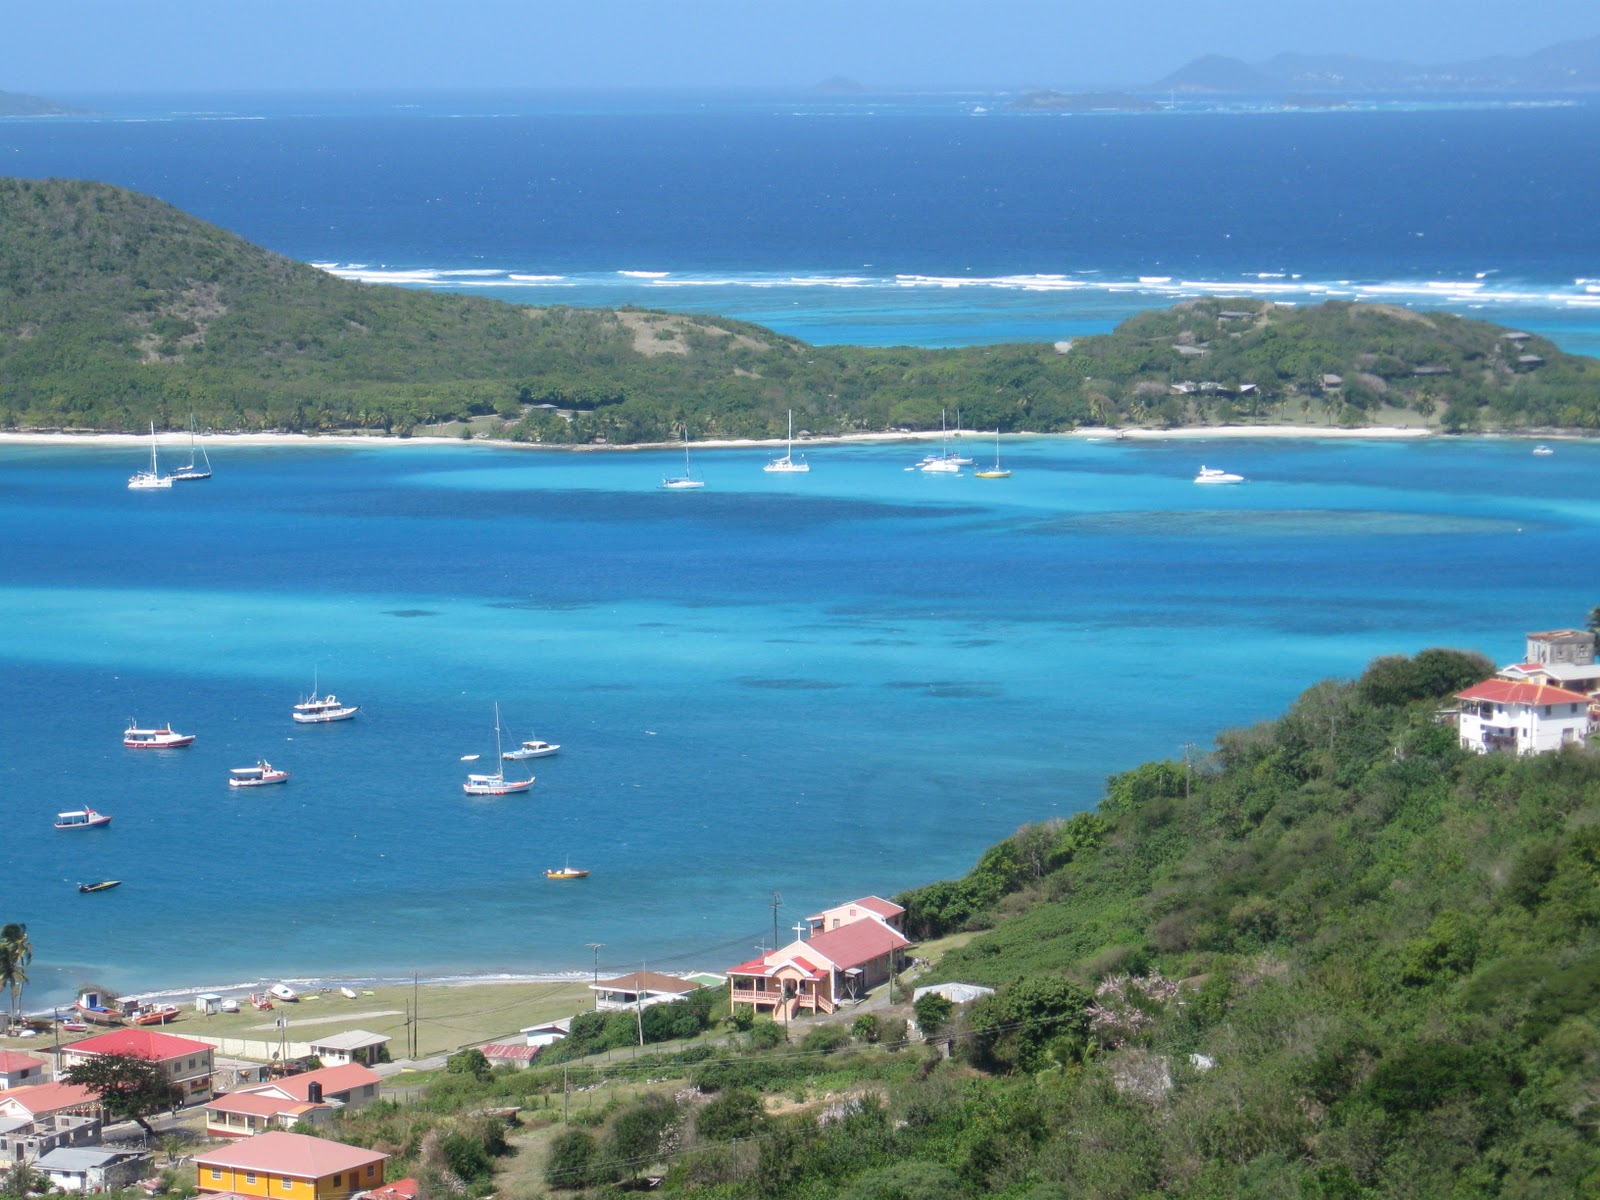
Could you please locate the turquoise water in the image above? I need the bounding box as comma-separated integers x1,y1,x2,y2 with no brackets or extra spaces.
3,435,1597,1008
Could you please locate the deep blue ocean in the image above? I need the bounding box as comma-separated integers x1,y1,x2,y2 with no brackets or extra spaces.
3,91,1600,1008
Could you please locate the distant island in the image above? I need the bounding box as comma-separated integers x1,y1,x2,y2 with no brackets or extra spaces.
1009,89,1159,113
0,87,86,116
1147,32,1600,93
3,177,1599,442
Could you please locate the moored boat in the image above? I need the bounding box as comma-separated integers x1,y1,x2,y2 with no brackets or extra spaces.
292,675,359,724
1533,444,1555,456
504,737,561,760
763,409,810,473
660,428,706,489
124,721,195,749
127,421,172,490
1194,465,1245,484
170,414,213,481
229,760,291,787
55,808,112,830
465,703,535,795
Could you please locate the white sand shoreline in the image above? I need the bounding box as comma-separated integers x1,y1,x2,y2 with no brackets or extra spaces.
0,422,1550,456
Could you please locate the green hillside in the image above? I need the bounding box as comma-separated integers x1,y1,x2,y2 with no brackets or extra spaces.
4,177,1600,440
291,648,1600,1197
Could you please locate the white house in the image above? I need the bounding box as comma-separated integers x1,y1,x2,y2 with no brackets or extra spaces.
32,1147,150,1192
590,972,703,1012
1455,679,1592,755
0,1050,46,1089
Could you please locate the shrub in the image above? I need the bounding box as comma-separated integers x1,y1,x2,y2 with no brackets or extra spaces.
801,1024,852,1055
695,1086,769,1143
748,1017,788,1050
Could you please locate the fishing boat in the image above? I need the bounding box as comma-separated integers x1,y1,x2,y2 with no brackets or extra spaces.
464,703,535,795
228,760,291,787
763,409,810,473
60,1018,89,1032
78,880,121,894
55,808,112,830
132,1004,180,1026
292,672,359,724
268,983,299,1002
545,863,590,880
974,429,1012,479
659,429,706,490
170,414,213,482
504,736,561,761
1194,466,1245,485
124,721,195,748
127,421,172,490
247,992,274,1010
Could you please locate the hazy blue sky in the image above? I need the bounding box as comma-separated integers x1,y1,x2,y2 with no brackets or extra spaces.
6,1,1598,94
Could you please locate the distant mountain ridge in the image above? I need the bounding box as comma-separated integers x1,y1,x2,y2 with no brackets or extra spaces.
1152,32,1600,92
0,88,86,116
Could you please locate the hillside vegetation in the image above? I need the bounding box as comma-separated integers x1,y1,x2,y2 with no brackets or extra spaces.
4,177,1600,440
311,648,1600,1198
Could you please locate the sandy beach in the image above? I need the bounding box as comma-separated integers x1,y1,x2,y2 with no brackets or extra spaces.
0,422,1463,455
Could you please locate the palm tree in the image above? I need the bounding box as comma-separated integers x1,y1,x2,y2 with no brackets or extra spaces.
0,923,32,1028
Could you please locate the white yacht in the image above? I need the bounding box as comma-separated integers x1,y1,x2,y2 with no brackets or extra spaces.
1194,466,1245,484
763,410,810,473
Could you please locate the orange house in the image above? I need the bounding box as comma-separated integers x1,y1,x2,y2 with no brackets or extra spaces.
193,1131,387,1200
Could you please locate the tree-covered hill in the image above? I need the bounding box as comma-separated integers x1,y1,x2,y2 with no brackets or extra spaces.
4,176,1600,440
305,647,1600,1197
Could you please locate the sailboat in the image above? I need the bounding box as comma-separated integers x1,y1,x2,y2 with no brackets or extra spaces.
127,422,172,490
917,409,961,473
464,703,535,795
974,429,1012,479
659,428,705,490
763,410,810,473
170,414,212,482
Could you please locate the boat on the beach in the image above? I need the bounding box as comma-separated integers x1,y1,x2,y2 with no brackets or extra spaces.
170,414,212,482
974,429,1012,479
229,760,291,787
124,721,195,748
75,991,120,1024
1194,466,1245,484
132,1004,179,1026
60,1018,89,1032
292,673,359,724
127,421,172,490
339,986,359,999
248,992,274,1010
268,983,299,1002
55,808,112,830
78,880,121,894
660,429,706,490
464,703,535,795
763,409,810,473
504,736,560,761
219,997,241,1013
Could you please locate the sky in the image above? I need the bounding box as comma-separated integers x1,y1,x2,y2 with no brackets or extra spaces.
5,0,1598,94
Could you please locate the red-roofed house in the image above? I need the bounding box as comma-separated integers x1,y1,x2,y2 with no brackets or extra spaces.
479,1044,540,1068
0,1082,101,1122
1456,679,1593,755
233,1063,383,1112
194,1131,386,1200
729,916,912,1019
358,1177,417,1200
0,1050,47,1089
807,896,906,935
203,1091,332,1139
58,1028,215,1102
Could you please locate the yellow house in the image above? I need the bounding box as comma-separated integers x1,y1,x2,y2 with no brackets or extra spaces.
193,1131,387,1200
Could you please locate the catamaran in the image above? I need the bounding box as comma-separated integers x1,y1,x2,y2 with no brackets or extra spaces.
763,410,810,473
127,422,172,490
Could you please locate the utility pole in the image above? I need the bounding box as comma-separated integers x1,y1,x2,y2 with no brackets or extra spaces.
1181,742,1195,799
562,1065,569,1123
770,892,783,953
586,943,604,987
635,962,646,1050
412,973,420,1058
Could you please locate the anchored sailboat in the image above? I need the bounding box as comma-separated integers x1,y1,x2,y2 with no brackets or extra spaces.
763,410,810,473
464,703,535,795
660,429,705,490
170,414,212,482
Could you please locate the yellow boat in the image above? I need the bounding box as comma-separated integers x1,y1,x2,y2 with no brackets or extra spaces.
545,865,589,880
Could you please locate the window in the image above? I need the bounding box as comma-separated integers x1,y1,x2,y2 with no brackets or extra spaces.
367,1166,376,1177
245,1174,257,1185
333,1174,342,1187
210,1169,222,1181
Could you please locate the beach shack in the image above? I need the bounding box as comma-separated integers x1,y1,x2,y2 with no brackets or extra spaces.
193,1131,388,1200
195,993,223,1015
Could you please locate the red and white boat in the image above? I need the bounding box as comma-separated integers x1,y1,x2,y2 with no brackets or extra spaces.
463,703,535,796
55,808,113,830
132,1004,180,1026
124,721,195,749
228,760,291,788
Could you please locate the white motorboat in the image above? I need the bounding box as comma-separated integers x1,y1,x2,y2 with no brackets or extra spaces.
504,737,561,761
763,410,810,473
127,421,172,490
229,760,291,787
465,703,535,795
1194,466,1244,484
55,808,112,830
293,672,359,723
268,983,299,1002
1533,445,1555,456
124,720,195,748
